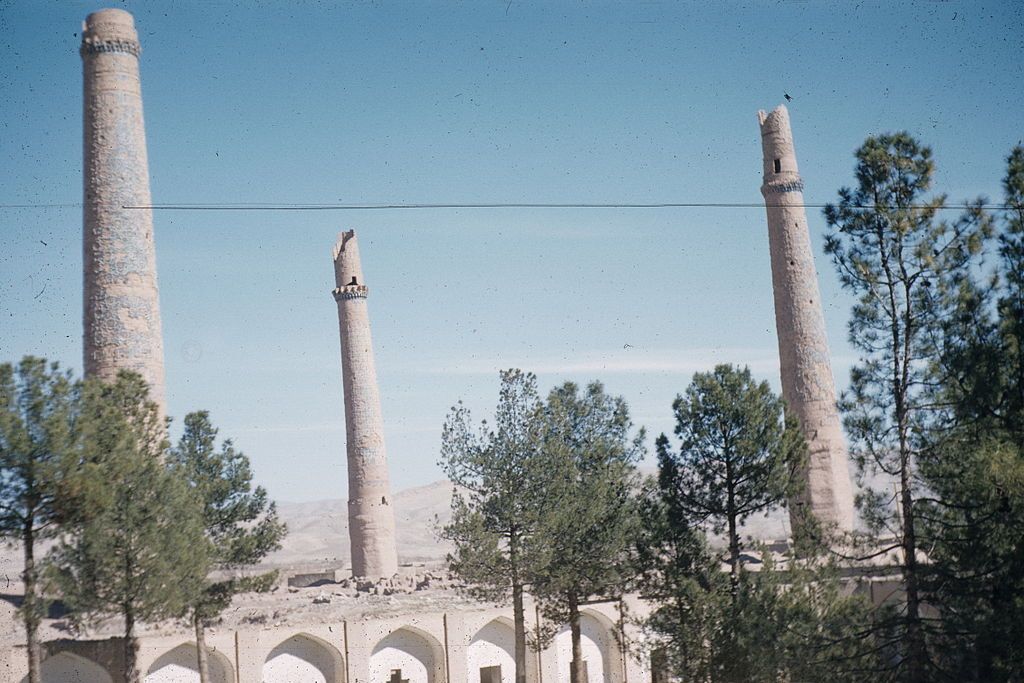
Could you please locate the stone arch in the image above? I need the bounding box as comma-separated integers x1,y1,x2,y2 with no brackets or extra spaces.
467,617,518,683
145,642,234,683
262,632,346,683
370,625,446,683
555,609,625,683
30,652,114,683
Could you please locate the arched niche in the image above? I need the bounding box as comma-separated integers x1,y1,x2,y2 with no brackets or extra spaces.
467,617,528,683
145,642,233,683
370,625,446,683
30,652,114,683
262,632,346,683
555,609,625,683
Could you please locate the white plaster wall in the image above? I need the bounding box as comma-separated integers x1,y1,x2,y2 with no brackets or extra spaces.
36,652,114,683
370,629,435,683
466,620,515,683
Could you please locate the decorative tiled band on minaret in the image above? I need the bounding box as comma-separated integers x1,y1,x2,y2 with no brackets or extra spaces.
332,230,399,578
757,105,855,533
81,9,167,415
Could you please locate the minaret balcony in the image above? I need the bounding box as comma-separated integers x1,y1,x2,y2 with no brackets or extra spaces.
333,284,369,301
761,178,805,196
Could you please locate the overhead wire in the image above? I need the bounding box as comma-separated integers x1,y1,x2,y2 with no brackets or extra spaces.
0,201,1012,211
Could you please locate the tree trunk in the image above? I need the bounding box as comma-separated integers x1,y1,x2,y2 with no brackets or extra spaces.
124,608,139,683
194,612,211,683
900,462,927,683
512,581,528,683
569,592,587,683
894,291,927,683
22,522,42,683
725,458,740,605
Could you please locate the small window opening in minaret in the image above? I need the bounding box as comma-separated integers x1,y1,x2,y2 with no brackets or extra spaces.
773,159,781,173
381,496,388,505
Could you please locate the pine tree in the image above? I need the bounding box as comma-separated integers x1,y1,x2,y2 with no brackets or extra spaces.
47,371,209,683
530,380,643,683
439,369,549,683
634,475,727,681
168,411,286,683
823,133,990,682
919,146,1024,681
638,365,874,683
655,364,802,595
0,357,79,683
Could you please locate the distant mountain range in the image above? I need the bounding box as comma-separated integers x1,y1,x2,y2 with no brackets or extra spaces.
264,476,791,569
0,477,793,579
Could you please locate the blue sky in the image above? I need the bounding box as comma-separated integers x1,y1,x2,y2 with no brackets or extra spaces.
2,1,1022,502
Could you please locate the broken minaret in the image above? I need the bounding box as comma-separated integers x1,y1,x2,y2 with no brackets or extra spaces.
757,105,855,533
332,231,399,578
81,9,166,414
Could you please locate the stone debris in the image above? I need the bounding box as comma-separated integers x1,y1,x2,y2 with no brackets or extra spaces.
295,569,458,597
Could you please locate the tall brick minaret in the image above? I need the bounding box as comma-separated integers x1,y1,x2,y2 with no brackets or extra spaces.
758,105,855,533
81,9,166,415
332,230,399,578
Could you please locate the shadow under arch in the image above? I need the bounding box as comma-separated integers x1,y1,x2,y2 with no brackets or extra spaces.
370,624,447,683
468,616,537,683
28,651,114,683
145,641,234,683
555,608,626,683
580,607,627,682
263,632,346,683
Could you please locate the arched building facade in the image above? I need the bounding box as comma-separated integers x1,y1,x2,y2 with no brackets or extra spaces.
5,597,652,683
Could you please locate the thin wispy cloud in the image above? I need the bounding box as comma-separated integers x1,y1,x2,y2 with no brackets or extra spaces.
228,422,441,436
412,347,858,387
418,348,783,376
228,422,345,435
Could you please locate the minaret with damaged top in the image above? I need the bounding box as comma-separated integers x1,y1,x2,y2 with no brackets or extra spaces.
757,105,855,533
332,230,399,578
81,9,166,415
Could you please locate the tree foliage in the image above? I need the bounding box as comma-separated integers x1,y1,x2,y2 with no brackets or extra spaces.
823,132,991,682
0,357,79,683
638,366,874,683
47,372,209,683
917,146,1024,681
168,411,286,683
439,369,549,683
530,380,643,683
634,477,728,681
655,364,803,590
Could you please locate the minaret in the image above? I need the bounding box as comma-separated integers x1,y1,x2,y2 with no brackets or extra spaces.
81,9,166,414
757,105,855,533
332,230,399,578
